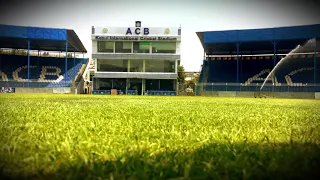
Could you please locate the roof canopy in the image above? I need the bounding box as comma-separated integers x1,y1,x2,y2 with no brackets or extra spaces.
197,24,320,55
0,24,87,53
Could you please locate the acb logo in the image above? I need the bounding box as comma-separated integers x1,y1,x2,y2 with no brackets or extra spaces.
126,27,149,35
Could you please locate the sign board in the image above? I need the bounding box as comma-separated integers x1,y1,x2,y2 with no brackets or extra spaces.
89,59,95,70
94,27,179,36
93,35,180,41
0,87,15,93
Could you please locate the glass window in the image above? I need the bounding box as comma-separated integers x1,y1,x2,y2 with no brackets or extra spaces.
152,42,176,54
133,42,150,53
160,79,174,91
97,59,128,72
145,59,175,73
129,59,143,72
146,79,174,91
146,79,160,91
97,41,114,53
98,78,112,90
115,42,132,53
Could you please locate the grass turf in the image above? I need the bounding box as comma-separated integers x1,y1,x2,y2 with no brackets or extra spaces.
0,94,320,179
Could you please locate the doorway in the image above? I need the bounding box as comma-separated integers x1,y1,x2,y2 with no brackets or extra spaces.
128,78,142,95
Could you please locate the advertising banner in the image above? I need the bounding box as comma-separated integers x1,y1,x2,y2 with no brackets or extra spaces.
0,87,15,93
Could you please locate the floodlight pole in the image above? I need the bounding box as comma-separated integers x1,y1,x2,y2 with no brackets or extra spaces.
27,40,30,88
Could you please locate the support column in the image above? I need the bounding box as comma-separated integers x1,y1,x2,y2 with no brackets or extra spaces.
111,79,113,89
126,78,129,94
73,51,75,73
128,59,131,72
175,59,178,73
236,43,240,84
173,79,176,90
143,60,146,72
176,80,179,95
27,40,30,88
0,52,2,73
314,38,317,84
65,41,68,82
142,79,145,95
149,42,152,54
95,78,100,90
37,50,40,81
273,41,278,85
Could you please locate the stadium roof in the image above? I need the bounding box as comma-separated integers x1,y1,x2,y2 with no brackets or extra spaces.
0,24,87,53
197,24,320,55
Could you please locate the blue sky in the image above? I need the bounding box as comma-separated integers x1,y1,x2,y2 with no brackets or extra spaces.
0,0,319,71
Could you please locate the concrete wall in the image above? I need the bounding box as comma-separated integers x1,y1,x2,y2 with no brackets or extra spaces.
15,88,53,94
236,92,255,97
15,88,71,94
219,91,236,97
200,90,317,99
201,91,219,96
53,88,71,94
258,92,315,99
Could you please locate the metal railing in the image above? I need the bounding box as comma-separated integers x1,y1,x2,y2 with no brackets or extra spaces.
92,90,137,95
0,80,73,88
197,83,320,93
144,90,177,96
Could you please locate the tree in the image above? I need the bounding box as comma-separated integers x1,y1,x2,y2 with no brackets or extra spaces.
177,65,185,84
186,72,200,90
187,73,200,85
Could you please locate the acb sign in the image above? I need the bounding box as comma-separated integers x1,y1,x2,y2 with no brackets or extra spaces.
126,27,149,35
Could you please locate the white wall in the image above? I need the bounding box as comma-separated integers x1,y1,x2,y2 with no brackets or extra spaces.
92,41,97,54
176,42,181,55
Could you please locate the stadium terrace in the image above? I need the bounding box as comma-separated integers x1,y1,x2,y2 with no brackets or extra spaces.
0,22,320,98
196,24,320,97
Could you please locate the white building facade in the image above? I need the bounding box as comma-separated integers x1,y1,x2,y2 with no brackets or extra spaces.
91,21,181,95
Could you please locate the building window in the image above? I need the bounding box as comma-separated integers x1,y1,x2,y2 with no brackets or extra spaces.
115,42,132,53
145,59,175,73
97,59,128,72
133,42,150,53
152,42,176,54
97,41,114,53
129,59,143,72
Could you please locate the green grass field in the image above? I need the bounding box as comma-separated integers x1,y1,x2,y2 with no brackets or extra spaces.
0,94,320,180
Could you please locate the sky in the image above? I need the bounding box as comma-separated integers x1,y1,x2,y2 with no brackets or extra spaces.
0,0,319,71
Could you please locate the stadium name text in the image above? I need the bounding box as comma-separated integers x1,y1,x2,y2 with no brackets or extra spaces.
95,36,178,41
126,28,149,35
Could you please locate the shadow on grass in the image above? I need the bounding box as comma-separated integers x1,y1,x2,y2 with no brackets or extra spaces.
1,142,320,180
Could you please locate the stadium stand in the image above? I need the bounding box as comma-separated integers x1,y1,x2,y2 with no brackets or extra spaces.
197,24,320,93
0,24,88,90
